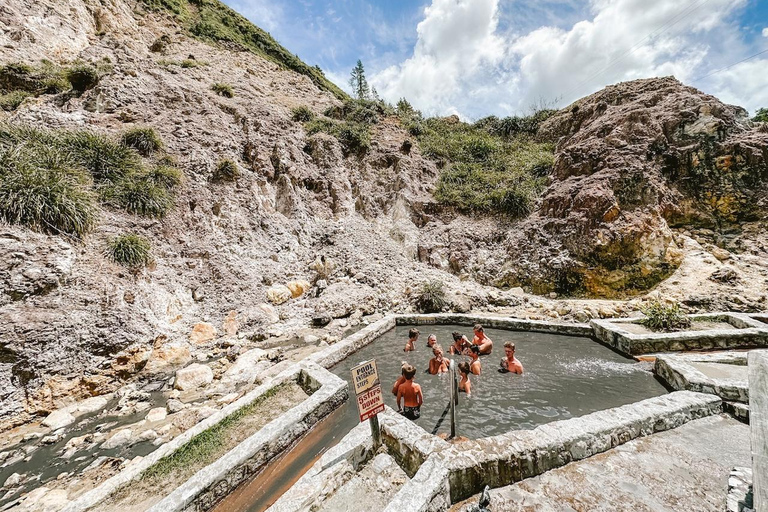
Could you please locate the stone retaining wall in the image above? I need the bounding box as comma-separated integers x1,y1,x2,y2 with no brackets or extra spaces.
379,408,450,477
61,362,347,512
655,352,749,403
395,314,592,337
308,316,397,369
592,313,768,356
749,350,768,511
381,390,722,509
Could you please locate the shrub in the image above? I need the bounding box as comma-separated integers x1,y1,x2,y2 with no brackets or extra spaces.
41,75,70,94
65,64,101,93
107,233,152,267
640,300,691,331
414,280,447,314
59,131,143,183
291,105,314,122
180,59,201,68
144,165,182,189
336,122,370,154
212,159,239,182
211,82,234,98
0,91,30,111
103,176,174,218
0,145,97,237
753,108,768,123
120,127,163,156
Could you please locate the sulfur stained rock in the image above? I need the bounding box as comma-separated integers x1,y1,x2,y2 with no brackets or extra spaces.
286,280,311,298
190,323,217,344
267,285,292,305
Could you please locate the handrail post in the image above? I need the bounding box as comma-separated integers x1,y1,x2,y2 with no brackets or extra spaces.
449,359,457,439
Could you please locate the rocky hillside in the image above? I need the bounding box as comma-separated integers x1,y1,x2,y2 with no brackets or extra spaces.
1,0,767,429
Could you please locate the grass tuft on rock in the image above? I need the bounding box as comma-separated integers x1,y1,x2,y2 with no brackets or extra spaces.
210,82,234,98
414,280,447,314
64,64,101,93
640,300,691,331
212,158,240,182
107,233,153,267
291,105,314,122
102,176,175,218
0,91,30,111
120,127,164,157
0,143,97,237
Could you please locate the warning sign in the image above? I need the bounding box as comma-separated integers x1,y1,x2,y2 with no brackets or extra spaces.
351,360,384,422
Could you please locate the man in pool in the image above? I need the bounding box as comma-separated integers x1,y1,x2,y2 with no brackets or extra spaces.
499,342,524,374
428,345,448,374
396,364,423,420
468,344,482,375
404,328,419,352
472,324,493,355
449,331,471,355
426,334,437,348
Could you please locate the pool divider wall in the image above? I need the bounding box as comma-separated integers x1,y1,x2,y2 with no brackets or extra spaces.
308,316,397,369
749,350,768,511
60,362,347,512
379,407,450,478
655,352,749,403
592,313,768,356
380,390,723,511
395,314,593,337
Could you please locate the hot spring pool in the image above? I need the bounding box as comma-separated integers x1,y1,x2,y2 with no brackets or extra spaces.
331,324,668,438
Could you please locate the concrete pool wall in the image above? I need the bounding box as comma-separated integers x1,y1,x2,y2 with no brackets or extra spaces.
60,362,347,512
592,313,768,356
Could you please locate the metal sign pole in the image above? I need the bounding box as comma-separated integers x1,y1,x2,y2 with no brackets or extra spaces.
449,360,457,439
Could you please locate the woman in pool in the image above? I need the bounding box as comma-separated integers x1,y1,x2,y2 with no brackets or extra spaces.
426,334,438,348
468,344,482,375
449,331,471,355
427,346,448,375
472,324,493,355
458,361,472,396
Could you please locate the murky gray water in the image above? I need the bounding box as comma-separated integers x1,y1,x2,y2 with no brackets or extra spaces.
331,325,668,438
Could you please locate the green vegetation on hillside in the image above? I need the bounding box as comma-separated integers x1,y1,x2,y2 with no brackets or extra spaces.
754,107,768,123
0,125,181,237
107,233,153,267
640,300,691,331
301,99,387,155
397,101,556,218
137,0,347,100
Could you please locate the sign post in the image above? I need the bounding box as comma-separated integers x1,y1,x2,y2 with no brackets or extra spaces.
351,359,385,448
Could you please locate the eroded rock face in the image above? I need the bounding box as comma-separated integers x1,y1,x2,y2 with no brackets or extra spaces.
502,77,768,296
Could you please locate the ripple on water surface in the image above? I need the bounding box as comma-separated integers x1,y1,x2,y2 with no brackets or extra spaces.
331,325,668,438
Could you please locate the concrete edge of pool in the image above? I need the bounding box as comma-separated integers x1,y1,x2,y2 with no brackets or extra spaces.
58,312,767,512
60,362,347,512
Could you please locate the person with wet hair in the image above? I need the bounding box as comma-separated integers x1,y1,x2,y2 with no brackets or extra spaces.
396,364,423,420
472,324,493,355
426,334,438,348
391,361,408,396
468,344,482,375
404,328,419,352
458,361,472,396
428,345,448,374
449,331,471,355
499,341,524,374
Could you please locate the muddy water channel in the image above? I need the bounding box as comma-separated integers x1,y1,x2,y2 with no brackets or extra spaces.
332,325,668,438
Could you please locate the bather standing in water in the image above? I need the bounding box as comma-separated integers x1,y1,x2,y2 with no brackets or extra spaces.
468,344,482,375
404,328,419,352
396,364,423,420
392,361,408,396
499,342,524,374
472,324,493,355
458,361,472,396
427,345,448,375
426,334,438,348
449,331,471,355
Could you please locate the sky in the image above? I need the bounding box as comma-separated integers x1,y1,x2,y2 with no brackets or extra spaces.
222,0,768,120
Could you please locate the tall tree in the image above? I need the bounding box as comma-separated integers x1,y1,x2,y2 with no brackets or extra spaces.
349,60,370,100
754,107,768,122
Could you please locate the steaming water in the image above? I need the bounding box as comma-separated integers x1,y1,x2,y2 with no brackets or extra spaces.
331,325,668,438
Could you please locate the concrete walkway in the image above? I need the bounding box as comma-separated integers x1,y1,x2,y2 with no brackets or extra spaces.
452,414,750,512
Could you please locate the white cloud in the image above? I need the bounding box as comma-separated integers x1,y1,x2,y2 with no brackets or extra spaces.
763,27,768,37
372,0,765,118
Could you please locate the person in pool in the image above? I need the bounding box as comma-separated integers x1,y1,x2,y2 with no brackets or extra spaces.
391,361,408,396
404,328,419,352
428,345,448,374
499,341,524,374
458,361,472,396
468,344,482,375
449,331,471,355
426,334,438,348
472,324,493,355
396,364,423,420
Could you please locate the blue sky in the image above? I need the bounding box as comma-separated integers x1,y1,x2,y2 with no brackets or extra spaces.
224,0,768,119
